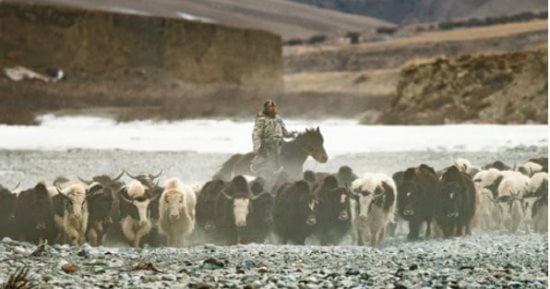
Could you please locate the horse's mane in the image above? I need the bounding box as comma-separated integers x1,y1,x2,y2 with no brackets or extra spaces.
290,127,322,144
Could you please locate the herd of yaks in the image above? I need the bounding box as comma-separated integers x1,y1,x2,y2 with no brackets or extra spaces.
0,157,546,248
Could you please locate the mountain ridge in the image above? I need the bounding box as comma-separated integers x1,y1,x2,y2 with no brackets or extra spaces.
288,0,547,24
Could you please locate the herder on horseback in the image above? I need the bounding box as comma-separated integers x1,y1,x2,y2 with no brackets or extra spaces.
251,99,297,177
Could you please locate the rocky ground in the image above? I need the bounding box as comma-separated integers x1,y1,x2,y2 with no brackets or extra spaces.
0,232,547,289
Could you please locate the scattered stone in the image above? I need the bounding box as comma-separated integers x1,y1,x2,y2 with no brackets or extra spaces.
61,262,80,274
77,249,90,258
507,281,523,289
201,258,225,269
132,261,161,273
193,283,214,289
239,259,257,270
13,246,29,255
179,272,190,284
162,274,177,281
2,237,13,243
360,272,370,280
346,269,361,276
30,242,47,257
141,275,161,282
395,268,406,278
394,282,408,289
93,266,106,274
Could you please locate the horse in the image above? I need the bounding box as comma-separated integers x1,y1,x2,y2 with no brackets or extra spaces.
213,127,328,182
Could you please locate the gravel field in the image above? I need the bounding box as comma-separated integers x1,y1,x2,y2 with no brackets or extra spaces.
0,147,547,288
0,233,547,289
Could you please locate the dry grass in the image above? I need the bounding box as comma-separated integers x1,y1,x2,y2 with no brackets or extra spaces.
402,43,549,70
280,69,398,118
284,69,399,96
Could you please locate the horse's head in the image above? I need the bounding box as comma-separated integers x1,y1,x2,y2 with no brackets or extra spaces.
298,127,328,163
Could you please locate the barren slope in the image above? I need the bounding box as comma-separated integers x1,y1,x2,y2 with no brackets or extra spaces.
13,0,390,40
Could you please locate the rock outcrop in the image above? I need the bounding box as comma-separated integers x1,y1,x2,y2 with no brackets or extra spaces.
375,48,547,124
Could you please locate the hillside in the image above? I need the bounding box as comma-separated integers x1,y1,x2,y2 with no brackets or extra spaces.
0,2,283,124
285,20,548,73
11,0,390,40
289,0,547,24
375,48,548,124
281,20,547,123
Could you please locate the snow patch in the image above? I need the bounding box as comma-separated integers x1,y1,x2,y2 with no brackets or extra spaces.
176,12,214,23
110,6,149,16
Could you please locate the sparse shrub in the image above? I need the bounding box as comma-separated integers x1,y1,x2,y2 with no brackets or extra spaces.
415,26,426,32
306,34,327,45
345,31,361,44
437,10,547,31
284,38,304,46
375,26,397,35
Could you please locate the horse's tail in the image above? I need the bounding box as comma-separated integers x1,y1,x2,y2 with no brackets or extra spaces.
213,153,243,181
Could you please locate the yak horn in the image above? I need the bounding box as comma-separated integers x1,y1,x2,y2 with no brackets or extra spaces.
151,170,163,179
118,189,133,204
373,192,385,201
125,171,140,180
251,191,271,200
56,186,70,200
221,190,233,200
56,185,64,194
78,176,93,185
112,170,125,181
11,182,20,191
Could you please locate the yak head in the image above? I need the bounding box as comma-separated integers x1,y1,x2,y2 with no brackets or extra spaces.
221,176,253,228
329,187,351,221
86,184,114,224
119,181,160,226
57,183,88,221
294,180,317,226
352,179,392,220
163,190,186,223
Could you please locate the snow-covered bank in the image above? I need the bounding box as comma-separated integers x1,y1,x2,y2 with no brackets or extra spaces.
0,115,546,155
